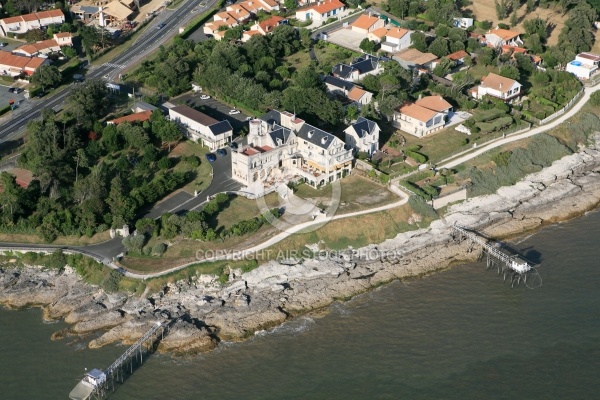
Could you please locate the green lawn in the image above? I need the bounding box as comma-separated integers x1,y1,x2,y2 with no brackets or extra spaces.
171,141,213,194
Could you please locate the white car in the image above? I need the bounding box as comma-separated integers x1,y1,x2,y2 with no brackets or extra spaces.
200,95,210,100
228,109,240,115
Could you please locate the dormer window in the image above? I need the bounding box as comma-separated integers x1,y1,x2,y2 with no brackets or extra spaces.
308,130,314,138
321,136,328,145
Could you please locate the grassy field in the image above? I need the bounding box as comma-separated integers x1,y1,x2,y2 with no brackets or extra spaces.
170,141,214,194
293,175,399,214
466,1,567,46
0,231,112,246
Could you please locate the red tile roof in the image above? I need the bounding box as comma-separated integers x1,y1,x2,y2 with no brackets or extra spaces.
108,110,152,125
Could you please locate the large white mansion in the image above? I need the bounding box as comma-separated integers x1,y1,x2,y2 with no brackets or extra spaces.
231,110,370,189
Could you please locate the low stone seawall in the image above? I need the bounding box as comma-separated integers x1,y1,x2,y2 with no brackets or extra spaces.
1,135,600,353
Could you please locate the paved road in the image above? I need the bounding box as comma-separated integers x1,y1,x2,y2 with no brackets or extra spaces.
0,0,219,145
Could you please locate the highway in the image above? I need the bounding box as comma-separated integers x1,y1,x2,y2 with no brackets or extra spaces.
0,0,218,144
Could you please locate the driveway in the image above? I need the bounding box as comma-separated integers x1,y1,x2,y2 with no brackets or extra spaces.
177,92,250,134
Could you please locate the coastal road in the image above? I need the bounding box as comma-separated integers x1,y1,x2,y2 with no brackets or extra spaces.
0,0,219,145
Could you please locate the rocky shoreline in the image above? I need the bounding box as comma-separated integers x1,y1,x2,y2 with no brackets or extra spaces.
1,134,600,355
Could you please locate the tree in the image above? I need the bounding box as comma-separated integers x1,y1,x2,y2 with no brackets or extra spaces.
0,172,24,223
429,37,450,57
283,0,297,10
67,79,109,129
523,17,548,40
156,121,181,151
122,234,147,253
74,148,88,182
31,65,62,89
494,0,511,19
359,38,378,54
435,24,450,38
410,31,428,52
432,57,454,77
378,95,402,119
24,28,47,43
590,91,600,106
61,46,77,59
499,65,520,80
346,105,359,121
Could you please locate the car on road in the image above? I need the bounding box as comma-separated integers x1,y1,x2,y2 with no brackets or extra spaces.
192,7,197,12
228,141,238,150
228,109,240,115
0,43,7,47
200,94,210,100
157,23,166,29
200,1,206,5
205,153,217,162
216,148,227,157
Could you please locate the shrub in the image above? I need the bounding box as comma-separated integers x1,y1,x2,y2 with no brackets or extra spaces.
408,195,437,219
152,243,167,256
473,108,507,123
101,269,123,293
405,150,428,164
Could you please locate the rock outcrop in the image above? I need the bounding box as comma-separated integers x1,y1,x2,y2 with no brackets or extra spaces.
1,135,600,354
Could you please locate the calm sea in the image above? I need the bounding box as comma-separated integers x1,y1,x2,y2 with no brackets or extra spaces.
1,211,599,400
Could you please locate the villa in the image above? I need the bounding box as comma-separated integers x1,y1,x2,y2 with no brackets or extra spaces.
344,117,380,156
471,73,522,102
232,110,353,188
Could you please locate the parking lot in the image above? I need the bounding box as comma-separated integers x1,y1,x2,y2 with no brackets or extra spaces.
0,85,28,110
325,27,367,52
176,92,251,134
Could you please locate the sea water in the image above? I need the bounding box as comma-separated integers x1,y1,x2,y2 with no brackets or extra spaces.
1,211,599,399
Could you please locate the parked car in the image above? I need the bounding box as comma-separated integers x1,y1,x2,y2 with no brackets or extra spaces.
205,153,217,162
228,141,238,150
200,95,210,100
205,34,214,39
0,43,8,47
14,88,22,94
8,87,15,93
157,23,166,29
216,148,227,157
228,109,240,115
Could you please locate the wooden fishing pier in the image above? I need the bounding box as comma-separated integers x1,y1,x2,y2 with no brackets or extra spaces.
452,224,542,288
69,321,167,400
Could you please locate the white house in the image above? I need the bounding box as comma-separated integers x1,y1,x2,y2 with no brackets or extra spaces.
485,28,523,48
0,9,64,36
393,102,446,137
472,73,522,102
232,110,353,188
168,105,232,150
566,52,600,80
344,117,380,155
453,18,473,29
380,28,412,54
332,54,385,82
351,14,384,35
347,86,373,106
295,0,345,23
393,48,437,71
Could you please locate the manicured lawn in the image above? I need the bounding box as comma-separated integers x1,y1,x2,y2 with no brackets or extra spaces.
209,192,280,230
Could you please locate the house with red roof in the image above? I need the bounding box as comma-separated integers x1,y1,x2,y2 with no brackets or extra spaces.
295,0,345,24
107,110,153,125
0,50,49,76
